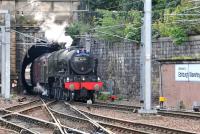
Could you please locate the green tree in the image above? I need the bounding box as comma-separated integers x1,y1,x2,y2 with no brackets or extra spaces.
93,10,142,42
88,0,121,10
67,0,200,45
152,0,200,44
65,21,90,39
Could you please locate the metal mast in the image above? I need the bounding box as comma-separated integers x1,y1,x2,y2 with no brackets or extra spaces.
139,0,156,113
0,10,10,99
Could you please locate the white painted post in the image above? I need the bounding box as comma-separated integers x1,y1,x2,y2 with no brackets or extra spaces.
139,0,156,113
1,26,6,97
5,12,10,99
144,0,152,111
0,10,10,99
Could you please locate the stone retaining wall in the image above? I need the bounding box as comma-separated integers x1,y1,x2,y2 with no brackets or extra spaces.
87,36,200,101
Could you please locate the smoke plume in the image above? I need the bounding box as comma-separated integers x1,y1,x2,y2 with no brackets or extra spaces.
28,0,73,48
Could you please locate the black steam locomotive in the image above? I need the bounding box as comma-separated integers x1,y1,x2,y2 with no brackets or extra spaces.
21,43,103,102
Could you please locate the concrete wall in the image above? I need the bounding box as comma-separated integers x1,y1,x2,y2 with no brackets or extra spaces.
161,63,200,109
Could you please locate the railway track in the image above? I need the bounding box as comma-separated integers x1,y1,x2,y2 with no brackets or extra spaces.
0,98,114,134
158,109,200,120
0,99,100,134
75,101,200,120
1,98,200,133
48,101,112,134
71,102,200,133
79,109,196,134
5,100,42,112
0,117,39,134
2,113,57,134
71,101,139,112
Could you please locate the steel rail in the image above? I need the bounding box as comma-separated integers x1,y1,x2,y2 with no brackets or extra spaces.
93,102,200,120
158,109,200,119
80,109,196,134
65,102,114,134
0,118,38,134
5,99,42,112
41,99,65,134
49,107,91,134
99,121,151,134
1,112,58,134
71,101,140,112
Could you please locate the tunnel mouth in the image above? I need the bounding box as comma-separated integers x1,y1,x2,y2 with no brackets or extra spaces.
21,42,61,94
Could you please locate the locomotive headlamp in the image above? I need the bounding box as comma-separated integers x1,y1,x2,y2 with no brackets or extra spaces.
66,77,69,82
97,77,101,81
82,76,85,81
94,84,100,90
69,84,75,90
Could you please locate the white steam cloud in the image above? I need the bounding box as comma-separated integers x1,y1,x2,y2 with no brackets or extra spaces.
40,15,73,48
28,0,73,48
34,83,48,96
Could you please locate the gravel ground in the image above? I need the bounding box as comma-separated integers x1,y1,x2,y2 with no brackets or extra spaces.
5,117,53,134
0,94,39,109
75,105,200,133
96,98,141,106
0,128,18,134
23,107,52,122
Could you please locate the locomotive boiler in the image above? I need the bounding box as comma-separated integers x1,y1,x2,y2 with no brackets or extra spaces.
21,43,103,102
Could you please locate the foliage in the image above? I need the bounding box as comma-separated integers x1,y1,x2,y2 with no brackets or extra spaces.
171,56,193,60
65,21,90,39
74,0,200,44
152,0,200,45
93,10,142,42
117,96,123,101
88,0,122,11
97,93,109,101
16,16,37,26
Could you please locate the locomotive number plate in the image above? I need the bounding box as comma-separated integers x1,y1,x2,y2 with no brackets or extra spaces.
75,57,87,61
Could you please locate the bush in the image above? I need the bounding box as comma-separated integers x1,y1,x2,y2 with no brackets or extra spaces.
97,93,110,101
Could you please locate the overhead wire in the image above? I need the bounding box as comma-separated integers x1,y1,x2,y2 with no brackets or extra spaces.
152,0,200,25
95,30,139,43
164,14,200,16
91,24,125,30
92,24,141,31
6,0,200,43
11,29,48,43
